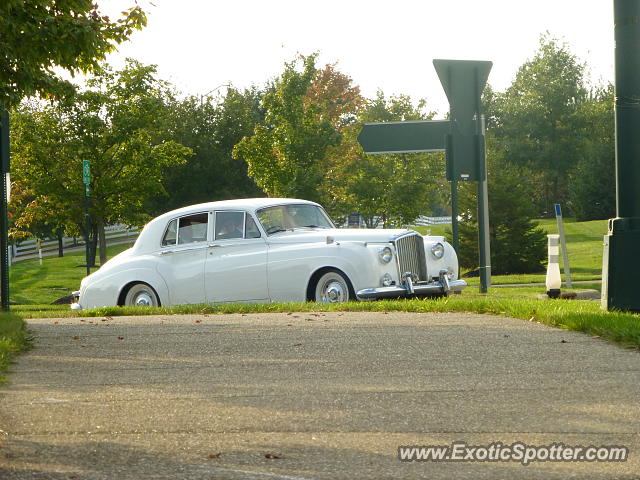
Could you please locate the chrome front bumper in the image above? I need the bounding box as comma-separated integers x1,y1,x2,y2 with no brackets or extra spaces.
356,271,467,300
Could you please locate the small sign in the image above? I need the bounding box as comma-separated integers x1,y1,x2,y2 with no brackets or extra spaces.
555,204,562,217
85,183,91,197
82,160,91,185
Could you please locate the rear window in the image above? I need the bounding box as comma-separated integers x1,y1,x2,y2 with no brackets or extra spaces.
162,213,209,246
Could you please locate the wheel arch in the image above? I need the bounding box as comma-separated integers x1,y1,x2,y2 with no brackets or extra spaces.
306,266,356,301
118,281,162,307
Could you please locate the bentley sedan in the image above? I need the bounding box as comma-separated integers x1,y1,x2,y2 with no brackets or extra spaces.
71,198,466,309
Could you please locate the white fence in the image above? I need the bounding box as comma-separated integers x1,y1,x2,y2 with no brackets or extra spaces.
343,214,452,229
12,224,140,260
414,216,452,226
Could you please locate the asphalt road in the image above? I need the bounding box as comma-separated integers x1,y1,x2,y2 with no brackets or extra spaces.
0,312,639,479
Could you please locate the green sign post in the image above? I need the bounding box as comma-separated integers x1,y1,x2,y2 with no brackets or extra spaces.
82,160,91,276
0,109,10,311
435,59,492,292
357,59,493,293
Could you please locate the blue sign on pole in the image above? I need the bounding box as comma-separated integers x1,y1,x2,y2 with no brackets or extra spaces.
554,204,562,217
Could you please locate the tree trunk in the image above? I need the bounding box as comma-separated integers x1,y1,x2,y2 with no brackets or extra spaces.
97,216,107,265
87,224,98,268
57,229,64,257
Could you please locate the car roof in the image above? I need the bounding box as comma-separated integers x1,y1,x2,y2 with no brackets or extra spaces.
148,198,322,226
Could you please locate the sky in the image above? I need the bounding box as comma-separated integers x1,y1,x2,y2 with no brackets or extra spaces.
101,0,615,116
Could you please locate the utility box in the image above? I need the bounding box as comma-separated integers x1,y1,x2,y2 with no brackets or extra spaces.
601,218,640,312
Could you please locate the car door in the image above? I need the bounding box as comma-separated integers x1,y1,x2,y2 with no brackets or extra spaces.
155,212,210,305
205,210,269,303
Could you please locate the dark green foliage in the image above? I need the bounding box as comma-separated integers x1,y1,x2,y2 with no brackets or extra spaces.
568,86,616,221
147,87,264,214
493,35,589,216
0,0,146,107
458,151,547,275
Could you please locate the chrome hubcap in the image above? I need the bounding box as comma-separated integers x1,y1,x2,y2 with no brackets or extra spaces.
134,292,153,307
323,281,346,303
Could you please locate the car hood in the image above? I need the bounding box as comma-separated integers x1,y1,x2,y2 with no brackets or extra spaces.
266,228,418,244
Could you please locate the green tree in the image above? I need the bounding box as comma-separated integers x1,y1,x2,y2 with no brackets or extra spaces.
325,91,447,226
1,0,146,108
233,54,359,203
457,155,547,275
148,87,265,214
11,61,191,265
568,85,616,221
456,97,548,275
494,34,588,216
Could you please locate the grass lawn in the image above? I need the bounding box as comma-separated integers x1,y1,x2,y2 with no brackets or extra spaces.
10,241,135,305
0,312,31,384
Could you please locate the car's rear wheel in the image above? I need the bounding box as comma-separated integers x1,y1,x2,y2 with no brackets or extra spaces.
314,271,351,303
124,283,159,307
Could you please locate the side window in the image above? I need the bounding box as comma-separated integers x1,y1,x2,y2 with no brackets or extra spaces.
245,215,262,239
162,219,177,246
215,211,245,240
178,213,208,244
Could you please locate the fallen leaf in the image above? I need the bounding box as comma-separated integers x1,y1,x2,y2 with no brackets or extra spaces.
293,343,303,347
195,319,201,324
287,324,293,326
117,336,125,340
560,339,568,343
53,321,59,325
264,453,282,459
207,453,222,459
72,336,80,340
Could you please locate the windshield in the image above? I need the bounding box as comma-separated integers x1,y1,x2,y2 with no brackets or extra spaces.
256,204,335,235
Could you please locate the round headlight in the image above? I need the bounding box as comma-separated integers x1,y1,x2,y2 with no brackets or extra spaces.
431,242,445,259
378,246,393,263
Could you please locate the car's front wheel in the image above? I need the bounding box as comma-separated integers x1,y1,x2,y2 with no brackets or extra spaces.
124,283,160,307
314,270,351,303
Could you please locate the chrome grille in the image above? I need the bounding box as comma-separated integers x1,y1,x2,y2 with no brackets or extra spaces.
394,234,427,281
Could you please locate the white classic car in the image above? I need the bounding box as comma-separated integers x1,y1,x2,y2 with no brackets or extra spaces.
71,198,466,309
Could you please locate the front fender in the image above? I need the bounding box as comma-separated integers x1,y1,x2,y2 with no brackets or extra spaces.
266,241,394,302
422,236,459,280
